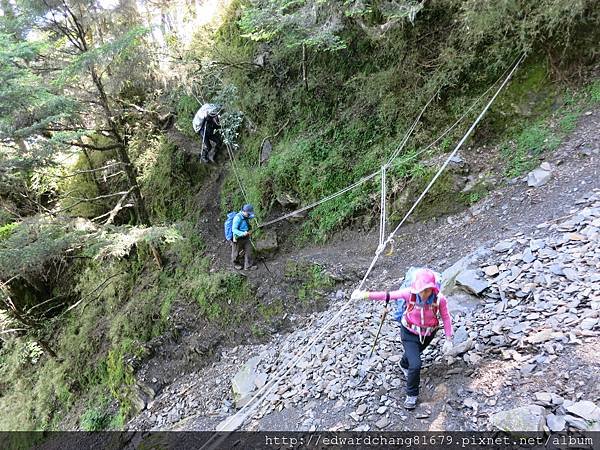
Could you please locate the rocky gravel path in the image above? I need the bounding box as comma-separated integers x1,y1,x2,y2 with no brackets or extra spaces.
127,108,600,433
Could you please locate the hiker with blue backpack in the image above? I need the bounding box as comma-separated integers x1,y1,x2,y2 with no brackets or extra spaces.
351,267,453,410
225,204,257,271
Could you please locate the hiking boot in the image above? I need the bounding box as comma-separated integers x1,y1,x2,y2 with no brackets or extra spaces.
244,265,258,271
404,395,418,410
234,264,243,270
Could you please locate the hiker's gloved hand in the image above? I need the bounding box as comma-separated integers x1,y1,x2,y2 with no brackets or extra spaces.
351,289,369,300
442,339,453,354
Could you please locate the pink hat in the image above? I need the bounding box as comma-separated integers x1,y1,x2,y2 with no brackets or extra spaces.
409,268,440,294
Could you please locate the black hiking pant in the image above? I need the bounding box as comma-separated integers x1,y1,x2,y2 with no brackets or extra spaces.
199,125,222,162
231,236,253,269
400,324,437,397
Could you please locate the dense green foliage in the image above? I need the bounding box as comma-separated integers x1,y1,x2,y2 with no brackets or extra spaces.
0,220,279,429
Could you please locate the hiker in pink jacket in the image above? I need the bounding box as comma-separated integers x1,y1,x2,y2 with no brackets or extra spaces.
352,268,453,410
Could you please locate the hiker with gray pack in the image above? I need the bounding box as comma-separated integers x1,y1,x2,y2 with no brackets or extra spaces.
192,103,222,163
352,267,453,410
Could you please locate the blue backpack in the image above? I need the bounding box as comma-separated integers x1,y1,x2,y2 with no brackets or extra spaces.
224,212,237,241
392,267,441,322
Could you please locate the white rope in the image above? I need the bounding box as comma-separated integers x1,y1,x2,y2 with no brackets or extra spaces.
201,55,525,449
225,142,249,204
257,171,379,228
258,51,526,230
384,91,437,169
256,66,509,230
378,165,387,250
359,53,526,288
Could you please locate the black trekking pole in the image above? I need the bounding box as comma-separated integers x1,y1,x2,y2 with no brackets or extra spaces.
250,239,272,275
354,297,390,388
369,298,390,358
201,124,207,162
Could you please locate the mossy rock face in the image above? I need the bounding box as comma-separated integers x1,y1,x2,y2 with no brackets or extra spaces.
390,162,470,223
255,230,278,254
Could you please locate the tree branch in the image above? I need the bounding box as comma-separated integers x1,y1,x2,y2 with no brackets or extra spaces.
63,141,122,152
65,190,134,202
0,328,27,335
91,187,134,224
64,271,127,314
54,162,125,179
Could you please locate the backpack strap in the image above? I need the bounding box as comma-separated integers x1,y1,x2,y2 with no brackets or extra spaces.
239,212,251,229
406,293,416,310
431,295,440,317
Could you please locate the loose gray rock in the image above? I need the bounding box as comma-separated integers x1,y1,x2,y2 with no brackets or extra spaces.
526,329,562,344
564,414,594,431
522,248,536,263
494,240,515,253
580,318,598,330
566,401,600,422
456,270,489,295
260,139,273,164
232,356,261,407
446,338,474,357
483,265,500,277
255,231,278,253
527,167,552,187
534,392,553,406
490,405,547,432
546,414,566,432
375,416,389,429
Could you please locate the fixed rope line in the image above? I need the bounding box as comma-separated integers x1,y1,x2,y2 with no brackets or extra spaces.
378,165,387,249
384,90,438,168
225,142,249,202
205,57,526,445
358,53,526,289
201,55,525,449
257,171,379,228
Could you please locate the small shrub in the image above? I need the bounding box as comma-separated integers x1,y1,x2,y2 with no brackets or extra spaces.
559,112,579,133
175,94,200,137
503,123,561,177
589,80,600,103
80,407,112,431
0,222,18,241
285,261,334,306
192,271,253,324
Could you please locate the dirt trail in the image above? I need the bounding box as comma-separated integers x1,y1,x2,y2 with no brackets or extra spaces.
127,108,599,432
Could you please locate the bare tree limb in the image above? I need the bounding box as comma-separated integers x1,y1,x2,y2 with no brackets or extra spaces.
0,328,27,335
90,187,134,224
102,170,125,181
64,271,126,314
50,190,131,216
53,162,125,179
62,141,122,152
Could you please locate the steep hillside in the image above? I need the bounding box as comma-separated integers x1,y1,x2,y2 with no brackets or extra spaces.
129,105,600,433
